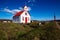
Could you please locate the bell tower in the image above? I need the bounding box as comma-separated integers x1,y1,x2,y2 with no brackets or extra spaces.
24,6,29,11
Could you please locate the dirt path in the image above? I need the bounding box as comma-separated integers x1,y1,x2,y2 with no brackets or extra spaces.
56,22,60,29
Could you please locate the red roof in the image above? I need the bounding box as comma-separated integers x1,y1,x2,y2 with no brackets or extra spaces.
14,11,24,17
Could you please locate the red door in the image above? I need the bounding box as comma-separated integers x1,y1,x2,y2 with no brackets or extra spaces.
25,17,27,23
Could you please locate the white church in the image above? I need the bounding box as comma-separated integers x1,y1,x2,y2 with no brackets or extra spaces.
13,6,31,23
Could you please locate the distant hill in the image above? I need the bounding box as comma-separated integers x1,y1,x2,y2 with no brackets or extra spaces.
0,19,12,22
0,19,12,21
31,20,60,22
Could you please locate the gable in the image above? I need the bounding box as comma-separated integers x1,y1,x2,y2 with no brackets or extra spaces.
21,11,30,17
13,11,30,18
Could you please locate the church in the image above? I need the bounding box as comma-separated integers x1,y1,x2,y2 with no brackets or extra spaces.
13,6,31,23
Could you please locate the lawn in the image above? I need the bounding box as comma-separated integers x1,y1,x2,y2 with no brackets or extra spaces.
0,22,60,40
0,22,32,40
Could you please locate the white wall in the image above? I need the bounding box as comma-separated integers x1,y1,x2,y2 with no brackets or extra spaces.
20,11,31,23
13,11,31,23
13,16,20,23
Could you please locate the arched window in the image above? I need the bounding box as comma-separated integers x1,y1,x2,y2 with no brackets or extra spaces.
22,17,24,21
25,13,27,15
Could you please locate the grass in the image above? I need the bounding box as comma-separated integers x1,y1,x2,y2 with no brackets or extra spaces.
0,22,60,40
0,22,32,40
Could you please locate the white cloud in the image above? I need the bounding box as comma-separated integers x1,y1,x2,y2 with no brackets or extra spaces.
12,9,21,13
4,8,14,13
3,8,21,14
28,7,31,11
28,0,35,3
0,6,31,14
28,0,31,3
27,0,36,6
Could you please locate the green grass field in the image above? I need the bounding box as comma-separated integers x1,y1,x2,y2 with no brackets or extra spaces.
0,22,32,40
0,22,60,40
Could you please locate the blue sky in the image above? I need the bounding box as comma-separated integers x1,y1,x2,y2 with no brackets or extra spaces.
0,0,60,21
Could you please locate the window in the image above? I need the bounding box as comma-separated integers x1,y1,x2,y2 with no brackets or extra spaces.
22,17,24,21
25,13,27,15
